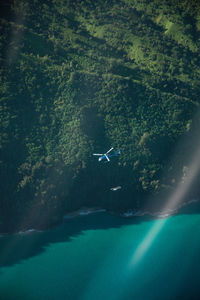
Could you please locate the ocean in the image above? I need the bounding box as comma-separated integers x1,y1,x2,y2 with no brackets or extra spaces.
0,209,199,300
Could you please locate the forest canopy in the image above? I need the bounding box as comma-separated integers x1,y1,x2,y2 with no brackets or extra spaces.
1,0,200,232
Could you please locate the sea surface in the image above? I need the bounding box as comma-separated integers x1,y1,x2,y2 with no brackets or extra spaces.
0,209,200,300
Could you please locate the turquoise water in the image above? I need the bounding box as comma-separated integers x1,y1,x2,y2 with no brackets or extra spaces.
0,212,200,300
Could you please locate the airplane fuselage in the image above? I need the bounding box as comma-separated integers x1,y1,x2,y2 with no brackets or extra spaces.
98,150,120,162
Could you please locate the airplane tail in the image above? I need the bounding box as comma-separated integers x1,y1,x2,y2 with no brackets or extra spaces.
116,149,121,155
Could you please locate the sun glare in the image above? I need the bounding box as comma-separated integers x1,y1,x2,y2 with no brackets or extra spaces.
130,136,200,266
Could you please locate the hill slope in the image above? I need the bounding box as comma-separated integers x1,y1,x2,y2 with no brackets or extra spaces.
1,0,200,231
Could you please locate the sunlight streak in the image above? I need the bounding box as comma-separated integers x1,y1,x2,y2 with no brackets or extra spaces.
131,219,166,265
130,140,200,266
6,2,27,65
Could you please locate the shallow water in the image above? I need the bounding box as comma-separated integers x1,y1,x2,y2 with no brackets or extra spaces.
0,212,200,300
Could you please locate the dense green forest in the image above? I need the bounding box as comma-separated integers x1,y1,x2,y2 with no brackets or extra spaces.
1,0,200,232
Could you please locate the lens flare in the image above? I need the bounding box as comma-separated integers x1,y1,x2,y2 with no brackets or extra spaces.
131,219,166,265
5,2,27,65
130,139,200,266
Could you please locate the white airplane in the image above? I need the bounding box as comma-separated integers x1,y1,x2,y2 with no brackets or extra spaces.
110,186,122,191
93,147,120,162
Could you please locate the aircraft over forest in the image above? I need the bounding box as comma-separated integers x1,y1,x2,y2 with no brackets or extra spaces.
93,147,121,162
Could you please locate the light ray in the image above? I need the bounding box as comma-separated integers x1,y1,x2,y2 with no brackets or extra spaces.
130,135,200,266
131,218,166,265
6,2,27,65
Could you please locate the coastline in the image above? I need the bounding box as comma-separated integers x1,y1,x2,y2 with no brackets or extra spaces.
63,199,200,220
1,199,199,236
63,207,106,219
120,199,200,218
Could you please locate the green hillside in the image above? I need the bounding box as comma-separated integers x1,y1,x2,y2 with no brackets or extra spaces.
1,0,200,232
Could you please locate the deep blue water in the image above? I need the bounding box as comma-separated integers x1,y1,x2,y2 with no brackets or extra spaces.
0,211,200,300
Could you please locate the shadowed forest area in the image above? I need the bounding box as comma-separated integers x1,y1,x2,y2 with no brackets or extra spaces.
1,0,200,232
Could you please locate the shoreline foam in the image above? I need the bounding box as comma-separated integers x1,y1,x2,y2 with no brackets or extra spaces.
121,199,199,218
63,207,106,219
1,199,199,236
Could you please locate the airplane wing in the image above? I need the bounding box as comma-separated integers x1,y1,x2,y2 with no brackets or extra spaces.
93,153,103,156
106,147,114,154
105,154,110,161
